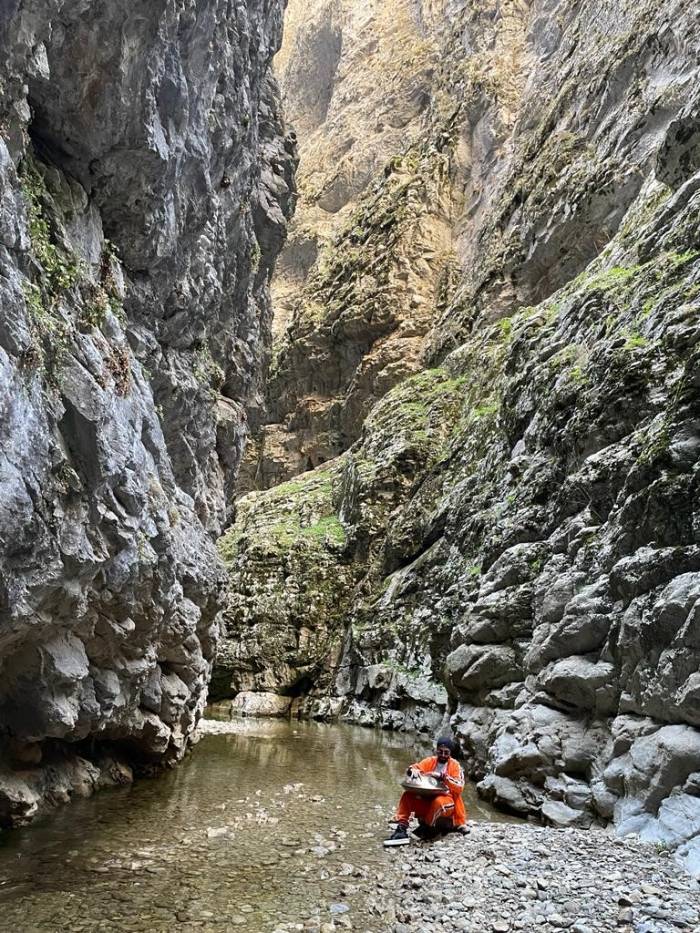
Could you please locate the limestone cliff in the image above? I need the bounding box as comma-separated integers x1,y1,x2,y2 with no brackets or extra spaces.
0,0,295,826
216,0,700,874
238,0,458,492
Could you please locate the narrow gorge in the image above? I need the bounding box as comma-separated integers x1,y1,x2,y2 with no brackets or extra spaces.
1,0,700,928
213,0,700,878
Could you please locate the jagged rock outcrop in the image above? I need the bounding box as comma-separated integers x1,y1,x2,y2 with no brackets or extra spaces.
216,0,700,874
0,0,295,826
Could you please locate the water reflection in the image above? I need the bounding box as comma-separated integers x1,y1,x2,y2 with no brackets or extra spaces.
0,720,511,931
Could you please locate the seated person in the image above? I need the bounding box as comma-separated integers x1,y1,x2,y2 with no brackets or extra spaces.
384,737,468,846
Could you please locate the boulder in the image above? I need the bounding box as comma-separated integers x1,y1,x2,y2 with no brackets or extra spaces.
446,644,521,695
231,692,292,718
538,657,618,715
542,799,594,828
604,724,700,815
477,774,543,816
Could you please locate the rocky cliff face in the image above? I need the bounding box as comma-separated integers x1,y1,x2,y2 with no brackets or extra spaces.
216,0,700,874
0,0,295,826
238,0,459,492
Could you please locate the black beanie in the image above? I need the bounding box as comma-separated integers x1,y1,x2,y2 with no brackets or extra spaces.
436,736,456,753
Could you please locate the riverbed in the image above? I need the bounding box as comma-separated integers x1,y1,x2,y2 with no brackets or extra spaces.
0,719,510,932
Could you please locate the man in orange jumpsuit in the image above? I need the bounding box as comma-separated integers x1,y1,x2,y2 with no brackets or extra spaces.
384,737,468,846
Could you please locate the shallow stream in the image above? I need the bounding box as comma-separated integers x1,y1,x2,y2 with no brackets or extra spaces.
0,719,511,931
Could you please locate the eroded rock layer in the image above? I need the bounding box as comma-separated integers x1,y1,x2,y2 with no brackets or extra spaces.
216,0,700,874
0,0,295,825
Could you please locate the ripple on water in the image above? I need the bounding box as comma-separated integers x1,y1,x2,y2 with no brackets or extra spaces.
0,719,513,931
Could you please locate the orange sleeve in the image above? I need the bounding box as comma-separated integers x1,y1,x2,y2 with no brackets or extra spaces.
414,757,437,773
445,759,465,799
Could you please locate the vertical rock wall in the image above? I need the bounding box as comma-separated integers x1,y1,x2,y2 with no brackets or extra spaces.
238,0,460,492
0,0,295,826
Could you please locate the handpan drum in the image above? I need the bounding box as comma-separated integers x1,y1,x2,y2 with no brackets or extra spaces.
400,771,448,797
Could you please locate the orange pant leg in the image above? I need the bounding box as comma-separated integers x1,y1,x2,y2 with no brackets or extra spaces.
395,792,431,824
453,794,468,827
425,794,456,827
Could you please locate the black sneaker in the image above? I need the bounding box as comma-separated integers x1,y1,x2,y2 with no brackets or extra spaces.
383,825,410,847
412,822,437,842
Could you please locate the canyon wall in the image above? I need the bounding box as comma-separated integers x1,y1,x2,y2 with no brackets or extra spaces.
0,0,295,826
238,0,456,492
216,0,700,874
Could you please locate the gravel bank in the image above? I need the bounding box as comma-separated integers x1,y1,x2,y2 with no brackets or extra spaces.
388,822,700,933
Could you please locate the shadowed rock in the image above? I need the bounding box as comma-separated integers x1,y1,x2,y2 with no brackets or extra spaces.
0,0,296,825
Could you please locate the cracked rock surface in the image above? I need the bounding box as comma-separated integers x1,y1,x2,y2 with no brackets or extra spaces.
0,0,295,826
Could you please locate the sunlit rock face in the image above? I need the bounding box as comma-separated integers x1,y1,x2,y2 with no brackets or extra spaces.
238,0,459,493
216,0,700,873
0,0,295,826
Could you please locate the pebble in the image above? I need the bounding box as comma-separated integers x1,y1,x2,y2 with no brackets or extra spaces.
389,823,700,933
4,798,700,933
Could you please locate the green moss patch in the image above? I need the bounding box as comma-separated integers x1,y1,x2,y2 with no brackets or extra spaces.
219,465,347,563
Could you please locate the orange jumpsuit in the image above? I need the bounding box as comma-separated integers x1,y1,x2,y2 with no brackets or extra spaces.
395,756,467,828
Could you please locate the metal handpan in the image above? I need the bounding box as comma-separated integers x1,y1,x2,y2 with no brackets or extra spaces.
400,772,448,797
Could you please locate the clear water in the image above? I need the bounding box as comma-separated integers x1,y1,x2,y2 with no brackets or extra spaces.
0,719,511,931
